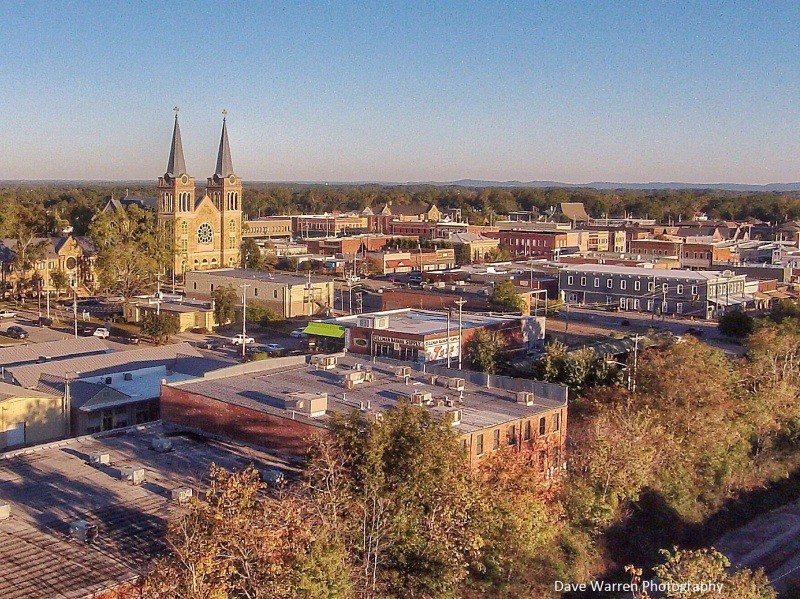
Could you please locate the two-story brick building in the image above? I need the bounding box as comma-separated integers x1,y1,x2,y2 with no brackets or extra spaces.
160,354,568,469
558,263,751,317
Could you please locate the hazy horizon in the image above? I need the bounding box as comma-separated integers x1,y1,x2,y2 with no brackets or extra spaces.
1,2,798,184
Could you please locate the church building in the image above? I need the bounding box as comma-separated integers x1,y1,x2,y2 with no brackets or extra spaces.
157,111,242,275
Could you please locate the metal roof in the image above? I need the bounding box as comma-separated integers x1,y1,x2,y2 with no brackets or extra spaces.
214,117,234,177
7,342,202,390
165,113,187,177
0,337,110,369
0,423,297,599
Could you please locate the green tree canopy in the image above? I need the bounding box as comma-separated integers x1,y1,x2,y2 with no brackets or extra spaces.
212,285,238,325
490,280,524,313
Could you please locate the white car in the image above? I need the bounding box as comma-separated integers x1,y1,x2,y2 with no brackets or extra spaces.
93,327,110,339
230,334,255,345
0,310,17,319
289,329,307,338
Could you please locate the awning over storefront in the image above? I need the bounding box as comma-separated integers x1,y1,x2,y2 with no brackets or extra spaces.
708,295,755,307
303,322,346,338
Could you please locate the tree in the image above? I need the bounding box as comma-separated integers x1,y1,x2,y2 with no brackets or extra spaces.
88,204,173,297
50,269,68,297
240,238,264,270
463,329,507,373
718,310,755,338
489,280,524,313
212,285,238,326
628,547,775,599
140,312,180,345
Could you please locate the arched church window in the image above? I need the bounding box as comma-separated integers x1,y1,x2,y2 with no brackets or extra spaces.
181,221,188,235
229,220,236,233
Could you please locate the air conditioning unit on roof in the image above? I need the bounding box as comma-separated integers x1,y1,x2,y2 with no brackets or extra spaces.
515,391,535,406
171,487,193,504
90,452,111,468
0,501,9,521
121,467,146,486
70,519,98,544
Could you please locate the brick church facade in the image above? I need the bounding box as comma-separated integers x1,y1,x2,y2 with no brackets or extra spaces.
157,111,243,275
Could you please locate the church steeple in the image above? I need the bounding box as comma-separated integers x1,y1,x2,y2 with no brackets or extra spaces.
214,111,234,178
166,107,187,177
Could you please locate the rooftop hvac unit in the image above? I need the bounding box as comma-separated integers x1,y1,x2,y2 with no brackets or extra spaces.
410,391,432,406
394,365,411,377
171,487,193,504
104,377,112,385
447,377,465,391
312,355,337,370
447,409,462,426
0,501,9,521
121,467,146,486
151,437,173,453
123,372,133,381
372,315,389,330
515,391,535,406
70,520,99,544
89,452,111,468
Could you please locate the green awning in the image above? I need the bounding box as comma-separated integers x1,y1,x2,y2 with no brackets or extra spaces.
303,322,346,338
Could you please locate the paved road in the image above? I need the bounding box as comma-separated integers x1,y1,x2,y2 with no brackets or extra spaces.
546,306,745,356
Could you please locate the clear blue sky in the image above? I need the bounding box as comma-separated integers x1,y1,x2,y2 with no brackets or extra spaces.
1,1,798,183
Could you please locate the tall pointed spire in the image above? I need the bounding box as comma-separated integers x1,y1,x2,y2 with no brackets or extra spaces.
214,110,234,178
166,106,187,177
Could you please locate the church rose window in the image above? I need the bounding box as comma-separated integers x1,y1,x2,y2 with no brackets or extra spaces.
197,223,214,244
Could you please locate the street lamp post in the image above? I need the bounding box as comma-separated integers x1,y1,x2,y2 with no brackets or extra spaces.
240,284,250,358
455,297,466,370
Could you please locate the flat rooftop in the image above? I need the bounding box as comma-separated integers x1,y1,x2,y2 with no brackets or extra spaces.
0,422,297,599
331,308,522,336
170,355,565,434
559,263,740,280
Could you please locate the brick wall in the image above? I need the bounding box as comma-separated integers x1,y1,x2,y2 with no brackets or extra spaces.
160,385,323,456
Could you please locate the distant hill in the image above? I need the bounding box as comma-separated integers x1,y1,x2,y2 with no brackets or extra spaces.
3,179,800,192
443,180,800,192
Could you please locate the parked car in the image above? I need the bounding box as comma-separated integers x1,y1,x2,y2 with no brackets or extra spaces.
684,327,704,337
0,310,17,319
289,329,307,338
125,335,140,345
230,334,255,345
264,343,286,353
36,316,54,327
92,327,110,339
6,325,28,339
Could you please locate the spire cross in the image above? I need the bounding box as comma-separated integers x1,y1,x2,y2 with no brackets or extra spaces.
173,106,180,118
222,108,227,120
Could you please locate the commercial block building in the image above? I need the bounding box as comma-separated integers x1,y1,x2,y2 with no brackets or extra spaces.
185,268,335,318
558,264,751,318
161,354,567,468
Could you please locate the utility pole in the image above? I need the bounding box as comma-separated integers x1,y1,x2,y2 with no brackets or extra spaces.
631,333,639,393
446,310,452,368
455,297,466,370
72,290,78,339
240,284,250,358
46,289,50,319
156,272,162,315
564,301,570,346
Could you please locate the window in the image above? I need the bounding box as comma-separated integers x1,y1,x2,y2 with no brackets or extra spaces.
539,417,546,435
229,219,236,233
606,278,613,289
691,285,698,296
648,281,654,291
193,282,197,290
254,288,258,297
620,280,627,290
508,425,516,445
677,284,684,294
567,275,574,285
593,278,600,288
476,434,484,456
493,429,500,449
524,420,532,441
273,289,278,299
634,280,641,291
662,283,668,293
210,284,214,291
181,221,188,235
553,412,560,432
580,276,587,286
